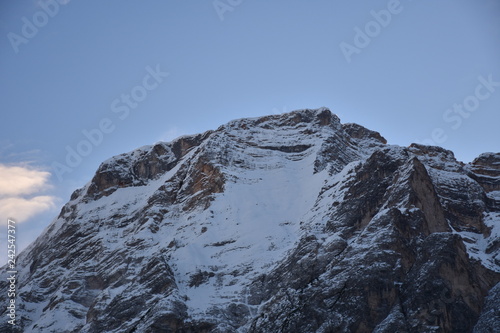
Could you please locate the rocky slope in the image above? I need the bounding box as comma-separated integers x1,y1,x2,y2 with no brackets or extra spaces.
1,108,499,332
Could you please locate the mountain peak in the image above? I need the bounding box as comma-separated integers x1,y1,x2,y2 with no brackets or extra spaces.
2,108,499,333
222,107,339,131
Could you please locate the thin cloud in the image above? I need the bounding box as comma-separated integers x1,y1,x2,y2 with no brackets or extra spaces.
0,164,51,197
0,164,57,223
0,196,56,222
7,149,44,161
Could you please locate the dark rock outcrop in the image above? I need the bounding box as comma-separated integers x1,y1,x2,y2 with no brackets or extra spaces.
1,108,498,332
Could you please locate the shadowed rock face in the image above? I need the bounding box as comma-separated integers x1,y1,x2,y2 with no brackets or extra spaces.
342,122,387,145
468,152,500,193
246,149,498,333
1,108,498,333
85,131,213,201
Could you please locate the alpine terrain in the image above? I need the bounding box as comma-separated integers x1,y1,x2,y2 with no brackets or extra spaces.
1,108,499,332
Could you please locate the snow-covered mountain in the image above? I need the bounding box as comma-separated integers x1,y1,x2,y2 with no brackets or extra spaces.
1,108,499,332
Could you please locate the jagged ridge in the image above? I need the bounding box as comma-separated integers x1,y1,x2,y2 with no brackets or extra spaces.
1,108,499,333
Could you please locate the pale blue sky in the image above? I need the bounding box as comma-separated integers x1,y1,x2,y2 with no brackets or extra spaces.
1,0,499,258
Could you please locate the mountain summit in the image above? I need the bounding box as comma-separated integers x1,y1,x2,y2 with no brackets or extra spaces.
2,108,499,332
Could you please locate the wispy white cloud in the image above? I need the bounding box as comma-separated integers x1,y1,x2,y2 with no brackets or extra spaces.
0,164,57,223
0,164,52,197
6,149,44,161
0,196,56,222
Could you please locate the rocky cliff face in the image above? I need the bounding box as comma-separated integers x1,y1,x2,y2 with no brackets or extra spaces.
1,108,499,332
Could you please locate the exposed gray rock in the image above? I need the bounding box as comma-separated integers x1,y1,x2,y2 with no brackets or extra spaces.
0,108,498,332
473,282,500,333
